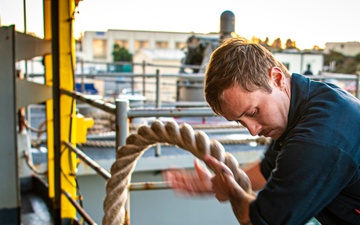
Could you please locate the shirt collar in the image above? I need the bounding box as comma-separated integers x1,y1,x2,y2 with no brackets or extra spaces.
273,73,310,149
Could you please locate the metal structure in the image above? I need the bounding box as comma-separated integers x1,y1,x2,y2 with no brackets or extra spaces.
0,25,52,224
177,11,235,101
181,10,235,74
0,1,81,224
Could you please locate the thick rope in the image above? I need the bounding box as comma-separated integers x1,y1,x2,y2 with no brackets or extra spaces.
102,120,252,225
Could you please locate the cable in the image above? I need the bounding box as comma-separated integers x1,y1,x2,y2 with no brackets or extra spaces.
60,146,77,189
23,150,48,176
22,118,47,133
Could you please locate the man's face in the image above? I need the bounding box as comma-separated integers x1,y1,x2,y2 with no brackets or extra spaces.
220,82,290,140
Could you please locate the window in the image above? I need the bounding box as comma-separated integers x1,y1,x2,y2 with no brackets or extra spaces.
93,39,107,59
134,40,149,51
176,42,186,49
155,41,168,49
115,40,129,49
282,62,290,70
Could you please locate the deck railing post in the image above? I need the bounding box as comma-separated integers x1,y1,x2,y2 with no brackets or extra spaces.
115,99,129,150
356,73,360,99
155,69,161,156
142,60,146,96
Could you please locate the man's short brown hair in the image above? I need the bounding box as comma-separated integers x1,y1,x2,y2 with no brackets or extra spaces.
204,37,291,115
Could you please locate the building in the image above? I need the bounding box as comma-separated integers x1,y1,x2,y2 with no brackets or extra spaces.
324,41,360,57
80,29,219,63
78,29,326,101
78,29,220,100
80,29,325,75
274,50,324,75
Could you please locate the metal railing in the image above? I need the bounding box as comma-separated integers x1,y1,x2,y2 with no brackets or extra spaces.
57,62,360,224
28,59,360,101
61,89,215,147
73,61,360,100
64,141,171,193
59,88,218,224
62,190,97,225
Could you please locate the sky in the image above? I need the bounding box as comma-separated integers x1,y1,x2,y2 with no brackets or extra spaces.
0,0,359,50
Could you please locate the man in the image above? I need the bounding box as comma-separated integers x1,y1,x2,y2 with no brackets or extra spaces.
164,38,360,224
304,64,313,75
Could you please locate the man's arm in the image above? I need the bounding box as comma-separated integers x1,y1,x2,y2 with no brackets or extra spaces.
240,160,266,191
163,158,266,195
204,155,256,225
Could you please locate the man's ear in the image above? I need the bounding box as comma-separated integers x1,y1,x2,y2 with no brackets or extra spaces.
269,67,285,89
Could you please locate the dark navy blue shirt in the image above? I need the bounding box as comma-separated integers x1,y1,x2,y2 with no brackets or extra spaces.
249,74,360,224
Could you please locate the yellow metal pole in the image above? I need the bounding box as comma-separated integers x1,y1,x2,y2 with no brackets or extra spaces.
59,0,77,219
44,0,78,222
59,0,77,220
43,0,54,199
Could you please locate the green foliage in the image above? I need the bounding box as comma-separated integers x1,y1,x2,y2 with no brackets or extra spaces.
324,50,360,74
112,43,132,62
324,50,344,65
354,52,360,62
111,44,133,72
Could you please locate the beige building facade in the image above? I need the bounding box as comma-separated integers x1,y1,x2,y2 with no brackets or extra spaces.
80,29,218,63
78,29,327,101
324,41,360,57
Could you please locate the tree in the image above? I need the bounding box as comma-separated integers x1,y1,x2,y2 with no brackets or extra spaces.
112,43,133,72
112,43,132,62
271,38,282,50
312,45,321,51
263,37,270,46
251,36,261,44
324,50,360,74
285,39,297,49
251,36,274,50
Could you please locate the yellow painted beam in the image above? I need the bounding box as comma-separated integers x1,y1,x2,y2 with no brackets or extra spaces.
44,0,78,221
44,0,54,200
59,0,77,219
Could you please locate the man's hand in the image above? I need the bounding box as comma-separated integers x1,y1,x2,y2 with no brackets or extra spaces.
203,154,255,225
163,155,256,224
162,158,213,196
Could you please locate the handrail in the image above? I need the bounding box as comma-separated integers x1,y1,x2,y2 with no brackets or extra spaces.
62,190,98,225
29,60,360,101
64,141,173,191
61,89,216,148
61,89,215,118
58,68,360,224
64,141,111,180
128,181,170,191
78,60,202,70
127,107,214,118
61,89,116,114
75,73,206,82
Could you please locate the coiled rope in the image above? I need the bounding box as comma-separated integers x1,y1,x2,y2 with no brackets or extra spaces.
102,119,252,225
